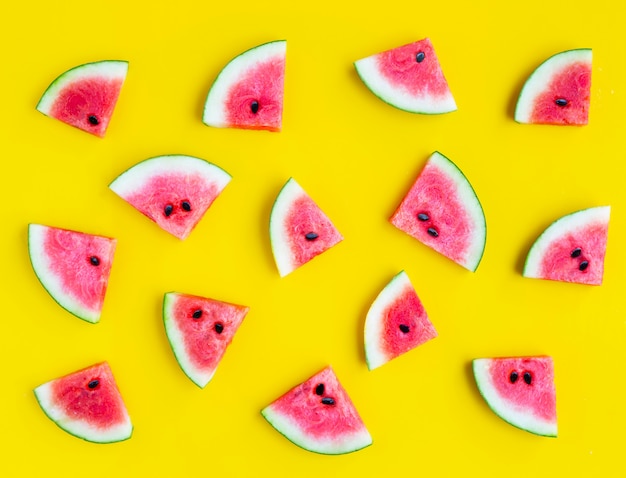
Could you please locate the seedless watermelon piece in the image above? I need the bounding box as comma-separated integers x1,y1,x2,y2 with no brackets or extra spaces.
354,38,456,114
364,270,437,370
270,178,343,277
34,362,132,443
261,366,372,454
389,151,486,271
163,292,249,388
473,356,557,437
36,60,128,137
203,40,286,131
523,206,610,285
109,155,231,240
514,49,592,125
28,224,116,323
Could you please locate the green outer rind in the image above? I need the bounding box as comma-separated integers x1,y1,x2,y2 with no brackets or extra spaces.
36,60,129,115
472,358,557,437
202,40,286,127
523,206,610,279
514,49,592,123
261,404,373,455
269,178,305,277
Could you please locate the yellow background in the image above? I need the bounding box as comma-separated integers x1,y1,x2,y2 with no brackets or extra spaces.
1,1,624,476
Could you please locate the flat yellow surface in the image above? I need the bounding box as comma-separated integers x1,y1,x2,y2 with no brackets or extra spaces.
2,1,625,476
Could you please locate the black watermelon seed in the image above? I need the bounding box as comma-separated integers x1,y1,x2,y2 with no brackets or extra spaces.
89,256,100,266
555,98,568,107
417,213,430,222
87,380,99,389
523,372,532,385
88,115,99,125
416,51,426,63
399,324,410,334
192,309,202,319
305,232,319,241
321,397,335,405
571,247,582,258
579,260,589,271
509,371,519,383
427,227,439,237
214,323,224,334
164,204,174,217
251,101,259,114
315,383,325,396
181,201,191,211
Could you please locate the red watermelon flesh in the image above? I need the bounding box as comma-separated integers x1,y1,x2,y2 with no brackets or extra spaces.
34,362,132,443
261,366,372,454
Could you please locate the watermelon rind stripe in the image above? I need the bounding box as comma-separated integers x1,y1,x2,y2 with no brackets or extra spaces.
514,49,592,124
523,206,610,279
34,381,133,444
472,359,557,437
269,178,305,277
261,404,373,455
203,40,286,128
36,60,128,116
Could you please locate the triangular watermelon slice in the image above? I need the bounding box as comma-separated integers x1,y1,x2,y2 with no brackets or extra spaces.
203,40,286,131
28,224,116,324
163,292,249,388
364,270,437,370
354,38,456,114
514,49,592,125
389,151,486,271
523,206,610,285
270,178,343,277
473,356,557,437
109,155,231,240
36,60,128,137
261,366,372,455
34,362,132,443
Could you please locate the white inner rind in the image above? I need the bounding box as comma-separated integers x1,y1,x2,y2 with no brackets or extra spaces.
523,206,610,278
28,224,100,323
354,56,456,114
364,271,411,370
514,49,592,123
162,293,216,388
203,40,286,127
261,404,373,455
109,154,231,198
36,60,129,115
472,359,557,437
34,381,132,443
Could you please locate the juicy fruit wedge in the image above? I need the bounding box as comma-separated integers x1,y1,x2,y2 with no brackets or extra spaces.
261,366,372,455
389,151,486,271
364,271,437,370
354,38,456,114
36,60,128,137
473,356,557,437
523,206,610,285
203,40,286,131
514,49,592,125
109,155,231,240
34,362,132,443
163,292,249,388
270,178,343,277
28,224,116,323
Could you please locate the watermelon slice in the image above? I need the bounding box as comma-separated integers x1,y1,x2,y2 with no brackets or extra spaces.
261,366,372,454
364,270,437,370
270,178,343,277
34,362,132,443
203,40,286,131
473,356,557,437
28,224,116,324
523,206,610,285
354,38,456,114
163,292,249,388
514,49,592,125
389,151,486,271
36,60,128,137
109,155,231,240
